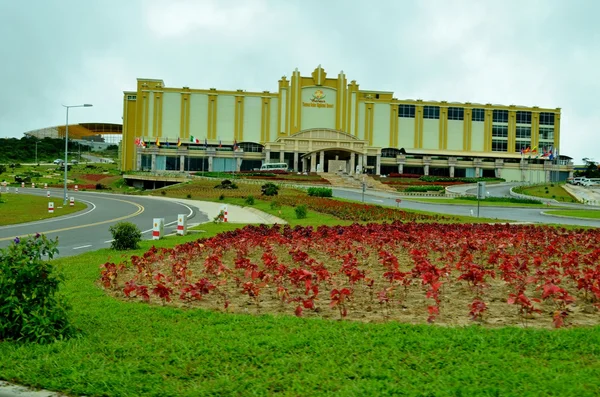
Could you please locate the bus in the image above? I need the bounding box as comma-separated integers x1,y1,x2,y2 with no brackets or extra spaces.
259,162,289,171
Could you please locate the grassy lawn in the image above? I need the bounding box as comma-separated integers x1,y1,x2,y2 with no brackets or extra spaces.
514,183,578,203
1,225,600,396
402,197,553,208
0,193,87,226
545,209,600,219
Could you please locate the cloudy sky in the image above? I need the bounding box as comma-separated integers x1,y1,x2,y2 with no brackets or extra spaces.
1,0,598,162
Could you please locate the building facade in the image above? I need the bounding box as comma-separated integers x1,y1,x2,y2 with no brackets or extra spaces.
121,65,570,182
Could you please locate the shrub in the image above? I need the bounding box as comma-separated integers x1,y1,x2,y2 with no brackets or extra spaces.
186,193,192,199
219,194,225,200
161,190,166,196
261,182,279,196
0,164,6,174
109,222,142,250
245,195,255,205
307,187,333,197
270,200,281,209
0,234,74,343
95,183,107,190
295,204,307,219
214,179,238,189
419,176,505,183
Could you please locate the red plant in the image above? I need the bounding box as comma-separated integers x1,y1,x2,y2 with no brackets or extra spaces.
330,288,352,318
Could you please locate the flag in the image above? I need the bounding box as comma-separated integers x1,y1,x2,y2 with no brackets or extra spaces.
166,138,169,148
177,137,181,147
219,139,222,148
204,137,208,148
135,137,141,146
531,146,538,153
523,147,530,154
190,135,199,143
155,137,160,147
233,139,239,151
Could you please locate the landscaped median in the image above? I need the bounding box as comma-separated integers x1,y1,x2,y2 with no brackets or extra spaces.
0,193,87,226
542,209,600,219
1,183,600,396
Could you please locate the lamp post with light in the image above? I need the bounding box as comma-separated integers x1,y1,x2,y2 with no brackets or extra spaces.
63,104,92,205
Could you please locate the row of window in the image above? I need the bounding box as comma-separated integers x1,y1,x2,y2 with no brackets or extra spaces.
491,138,555,153
398,105,555,125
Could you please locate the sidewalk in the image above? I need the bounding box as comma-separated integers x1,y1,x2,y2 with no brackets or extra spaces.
143,196,287,224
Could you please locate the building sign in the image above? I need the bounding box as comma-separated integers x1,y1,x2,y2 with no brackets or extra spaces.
303,89,333,108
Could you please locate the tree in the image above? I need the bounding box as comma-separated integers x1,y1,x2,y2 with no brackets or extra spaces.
581,158,600,178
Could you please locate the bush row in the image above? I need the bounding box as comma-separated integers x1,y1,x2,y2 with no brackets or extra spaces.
419,176,505,183
403,185,445,192
307,187,333,197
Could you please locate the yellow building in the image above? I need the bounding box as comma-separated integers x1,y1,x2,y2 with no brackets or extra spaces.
121,65,571,182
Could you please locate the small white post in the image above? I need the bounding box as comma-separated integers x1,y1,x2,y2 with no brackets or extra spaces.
152,218,164,240
176,214,187,235
47,191,50,198
69,196,75,207
48,202,54,213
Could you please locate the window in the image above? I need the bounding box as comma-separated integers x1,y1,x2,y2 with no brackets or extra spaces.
516,111,532,124
539,112,555,125
398,104,415,118
539,126,554,140
492,139,508,152
239,142,263,153
126,95,137,101
381,148,401,158
492,125,508,138
423,106,440,119
472,108,485,122
515,141,531,153
493,109,509,123
447,107,464,120
515,126,531,139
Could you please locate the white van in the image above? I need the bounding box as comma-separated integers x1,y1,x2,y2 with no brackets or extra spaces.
259,162,289,171
581,178,600,187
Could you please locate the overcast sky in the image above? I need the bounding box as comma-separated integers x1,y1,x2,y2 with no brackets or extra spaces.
1,0,598,162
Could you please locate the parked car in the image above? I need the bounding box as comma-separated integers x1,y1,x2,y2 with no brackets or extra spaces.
53,159,64,164
71,159,79,164
571,177,586,185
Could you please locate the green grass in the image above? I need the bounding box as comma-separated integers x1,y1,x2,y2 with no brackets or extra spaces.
0,193,87,226
403,197,552,208
1,230,600,396
513,183,578,203
545,209,600,219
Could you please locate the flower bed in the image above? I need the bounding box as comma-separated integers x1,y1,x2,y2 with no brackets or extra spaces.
101,222,600,328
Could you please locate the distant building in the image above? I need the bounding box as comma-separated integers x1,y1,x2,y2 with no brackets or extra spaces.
121,65,573,181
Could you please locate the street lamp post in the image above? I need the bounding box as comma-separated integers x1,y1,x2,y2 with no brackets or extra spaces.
63,104,92,205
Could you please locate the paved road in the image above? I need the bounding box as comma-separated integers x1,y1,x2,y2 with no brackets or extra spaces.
0,189,207,257
332,187,600,228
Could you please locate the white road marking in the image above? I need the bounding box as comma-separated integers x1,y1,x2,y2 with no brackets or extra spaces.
371,199,384,203
104,239,114,243
73,244,92,250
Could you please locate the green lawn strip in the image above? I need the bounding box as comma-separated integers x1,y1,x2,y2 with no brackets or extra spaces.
1,233,600,396
544,209,600,219
401,197,552,208
0,194,87,226
514,183,578,203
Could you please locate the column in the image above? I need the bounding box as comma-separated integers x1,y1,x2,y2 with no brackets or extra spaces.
424,164,430,176
236,157,242,172
293,151,299,172
449,166,455,178
151,153,157,172
398,163,404,174
362,154,368,173
358,154,363,172
475,166,480,178
319,150,325,172
375,154,381,176
310,153,317,172
349,152,355,175
280,151,285,163
136,153,141,171
264,149,271,163
208,156,214,172
179,155,185,172
302,157,307,173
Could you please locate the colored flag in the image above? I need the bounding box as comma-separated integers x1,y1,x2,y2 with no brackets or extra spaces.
155,137,160,147
135,137,141,146
190,135,196,143
531,146,538,153
219,139,222,148
166,138,169,148
177,137,181,147
204,137,208,148
233,139,239,151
